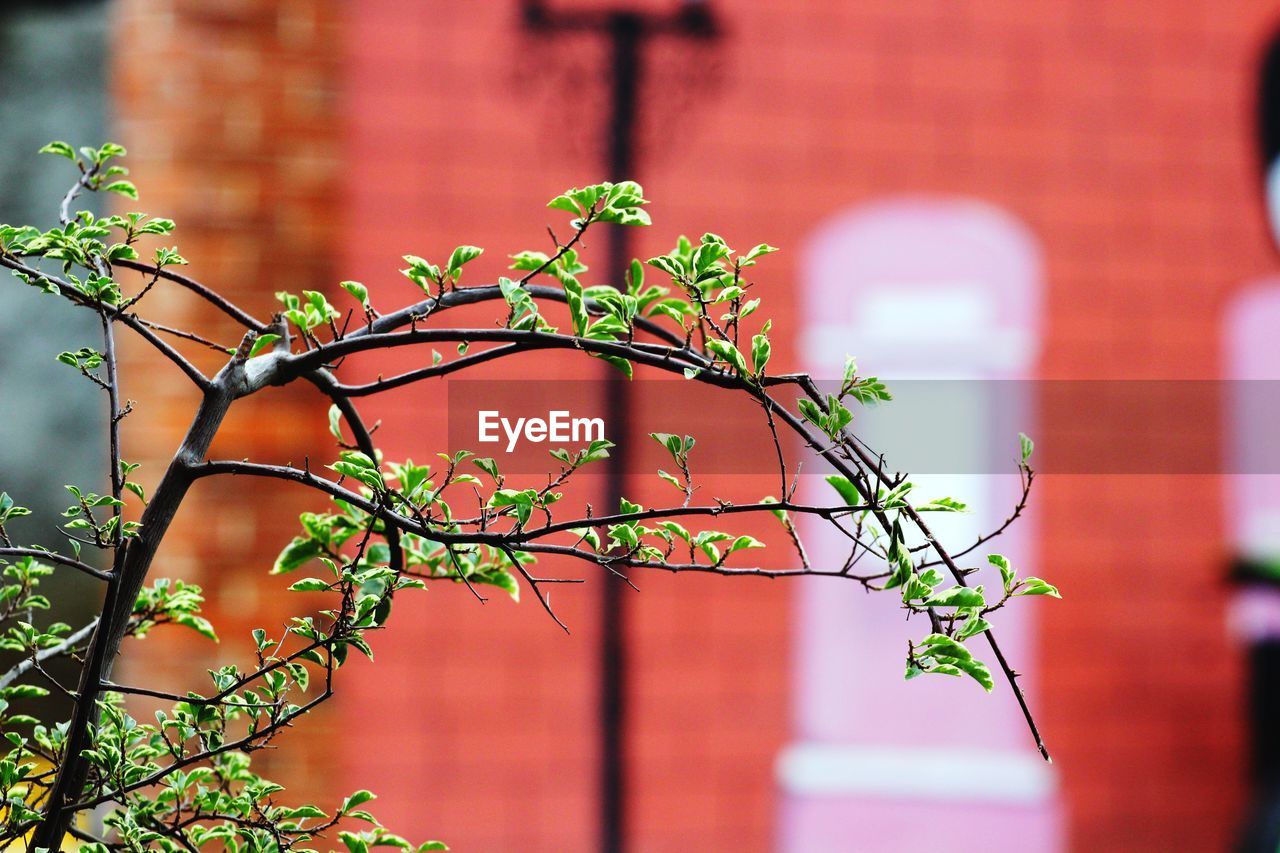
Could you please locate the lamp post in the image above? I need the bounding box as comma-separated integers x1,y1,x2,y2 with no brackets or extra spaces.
521,4,719,850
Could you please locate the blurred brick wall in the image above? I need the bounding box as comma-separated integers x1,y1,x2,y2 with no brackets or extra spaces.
112,0,341,807
339,1,1277,851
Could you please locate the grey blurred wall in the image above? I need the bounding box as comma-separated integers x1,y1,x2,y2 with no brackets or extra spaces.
0,1,108,544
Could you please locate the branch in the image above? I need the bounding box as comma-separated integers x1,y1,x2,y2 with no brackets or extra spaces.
279,328,721,393
99,681,283,711
192,459,870,551
0,548,110,581
133,315,235,354
100,310,124,547
58,164,98,227
29,381,240,847
0,619,98,690
785,375,1051,761
113,259,269,332
0,255,211,389
500,545,570,634
328,343,529,396
68,686,334,814
520,499,869,539
916,467,1035,566
303,370,405,580
516,542,882,583
341,282,686,349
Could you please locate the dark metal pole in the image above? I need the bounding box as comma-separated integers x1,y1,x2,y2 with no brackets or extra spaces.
600,17,641,852
520,7,719,850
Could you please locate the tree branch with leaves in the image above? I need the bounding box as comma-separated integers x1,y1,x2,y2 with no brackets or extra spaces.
0,142,1058,851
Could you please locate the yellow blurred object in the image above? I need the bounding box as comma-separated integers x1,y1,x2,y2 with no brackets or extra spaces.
0,756,88,850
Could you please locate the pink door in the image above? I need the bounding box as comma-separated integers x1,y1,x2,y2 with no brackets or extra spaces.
779,198,1062,852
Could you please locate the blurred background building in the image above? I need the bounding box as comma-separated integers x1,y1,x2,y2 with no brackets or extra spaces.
7,0,1280,849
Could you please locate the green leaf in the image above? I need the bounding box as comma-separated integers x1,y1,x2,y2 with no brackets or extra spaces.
247,334,280,358
103,180,139,199
473,457,500,482
328,404,344,442
572,526,603,551
920,496,967,512
560,276,589,337
598,354,633,379
922,586,986,608
824,475,861,507
547,194,580,215
106,243,138,261
954,657,995,691
1013,577,1061,598
910,633,996,692
751,333,771,376
956,616,991,641
649,432,694,462
155,246,187,266
330,451,384,490
741,243,779,263
657,521,690,543
727,535,765,554
138,217,175,235
174,613,218,642
693,530,733,562
38,140,76,160
705,339,747,375
288,579,331,592
657,470,682,491
489,489,535,526
479,565,520,602
1019,432,1034,463
627,258,644,294
0,684,48,700
581,439,613,463
341,789,377,813
647,254,684,280
509,250,550,271
988,554,1015,589
282,805,327,819
341,280,369,306
273,537,323,574
340,833,371,853
844,375,892,404
917,633,971,660
446,245,483,279
401,255,439,294
842,355,857,387
797,398,823,426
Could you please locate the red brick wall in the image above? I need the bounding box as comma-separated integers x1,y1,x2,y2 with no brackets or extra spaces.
339,2,1278,850
113,0,342,807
